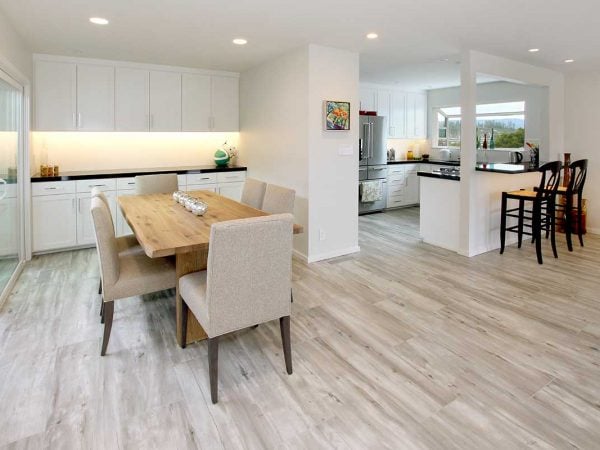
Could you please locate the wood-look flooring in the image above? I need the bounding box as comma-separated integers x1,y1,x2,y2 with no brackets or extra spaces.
1,207,599,449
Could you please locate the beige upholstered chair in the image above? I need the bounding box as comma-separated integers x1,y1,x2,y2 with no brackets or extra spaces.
178,214,294,403
240,178,267,209
262,184,296,214
135,173,179,195
91,197,176,355
91,188,143,298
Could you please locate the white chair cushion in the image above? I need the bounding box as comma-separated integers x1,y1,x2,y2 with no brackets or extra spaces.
179,271,209,331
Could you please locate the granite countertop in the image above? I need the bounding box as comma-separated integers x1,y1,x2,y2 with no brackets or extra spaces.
475,162,539,174
31,165,247,182
388,159,460,166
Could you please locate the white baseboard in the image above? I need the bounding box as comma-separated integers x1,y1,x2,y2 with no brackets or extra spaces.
0,260,25,311
292,249,308,263
307,245,360,263
587,227,600,235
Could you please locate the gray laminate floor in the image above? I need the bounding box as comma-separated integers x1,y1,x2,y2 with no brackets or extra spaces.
1,208,599,449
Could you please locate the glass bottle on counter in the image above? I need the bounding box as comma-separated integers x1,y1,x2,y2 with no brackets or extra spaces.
482,133,488,150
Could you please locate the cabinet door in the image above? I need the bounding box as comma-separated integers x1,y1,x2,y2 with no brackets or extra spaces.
359,87,377,112
218,182,244,201
149,71,181,131
182,73,211,131
405,93,417,138
77,192,117,245
414,93,427,138
77,64,115,131
116,190,135,237
211,76,239,131
377,90,392,137
35,61,77,130
0,197,18,258
32,194,77,252
406,173,420,205
390,92,407,138
186,183,217,193
115,68,149,131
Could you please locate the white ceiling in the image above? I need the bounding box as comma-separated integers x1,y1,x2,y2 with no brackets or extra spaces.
1,0,598,89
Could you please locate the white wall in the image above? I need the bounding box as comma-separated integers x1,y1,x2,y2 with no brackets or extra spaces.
0,9,31,81
307,44,359,262
565,71,600,233
239,47,310,256
428,81,549,162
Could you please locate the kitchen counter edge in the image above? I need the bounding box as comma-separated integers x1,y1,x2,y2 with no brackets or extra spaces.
388,160,460,166
31,165,247,182
417,171,460,182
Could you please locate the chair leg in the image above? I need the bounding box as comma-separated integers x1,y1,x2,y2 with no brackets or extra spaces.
179,300,188,349
208,337,219,404
565,195,573,252
500,193,507,254
533,204,543,264
517,199,524,249
100,298,105,321
98,279,102,295
101,301,114,356
550,200,558,259
280,316,293,375
577,196,585,247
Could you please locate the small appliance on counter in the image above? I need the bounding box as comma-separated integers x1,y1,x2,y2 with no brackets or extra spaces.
387,148,396,162
359,114,388,214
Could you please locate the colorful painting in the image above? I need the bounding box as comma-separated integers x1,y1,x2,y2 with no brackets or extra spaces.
325,101,350,130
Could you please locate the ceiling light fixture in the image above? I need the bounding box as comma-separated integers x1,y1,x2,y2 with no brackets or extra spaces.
564,59,575,63
89,17,109,25
366,33,378,39
528,48,540,53
232,38,248,45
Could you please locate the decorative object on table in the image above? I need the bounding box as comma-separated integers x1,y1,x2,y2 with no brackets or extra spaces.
173,191,208,216
387,148,396,161
421,153,430,161
214,141,238,167
526,141,540,168
324,100,350,130
489,129,496,150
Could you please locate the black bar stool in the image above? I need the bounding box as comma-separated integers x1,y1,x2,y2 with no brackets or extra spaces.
561,159,588,251
500,161,562,264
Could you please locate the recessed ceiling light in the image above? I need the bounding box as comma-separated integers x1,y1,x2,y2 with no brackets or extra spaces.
366,33,378,39
564,59,575,63
232,38,247,45
528,48,540,53
89,17,109,25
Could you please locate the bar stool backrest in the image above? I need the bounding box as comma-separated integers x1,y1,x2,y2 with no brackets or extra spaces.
537,161,562,202
568,159,588,196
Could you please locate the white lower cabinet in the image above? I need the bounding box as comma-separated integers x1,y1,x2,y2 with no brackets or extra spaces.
32,193,78,252
386,164,419,209
0,195,18,258
32,171,247,253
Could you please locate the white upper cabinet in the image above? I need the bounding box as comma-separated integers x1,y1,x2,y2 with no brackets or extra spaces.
35,61,77,130
390,92,407,138
359,87,378,112
76,64,115,131
211,76,239,131
115,67,149,131
405,92,427,139
182,73,211,132
149,71,182,132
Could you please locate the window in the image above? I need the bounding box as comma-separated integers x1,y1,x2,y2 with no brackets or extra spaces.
434,101,525,149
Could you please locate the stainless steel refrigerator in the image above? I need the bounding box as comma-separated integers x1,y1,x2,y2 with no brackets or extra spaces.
359,115,388,214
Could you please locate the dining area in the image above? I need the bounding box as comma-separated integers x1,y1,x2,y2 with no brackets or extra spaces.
91,173,301,403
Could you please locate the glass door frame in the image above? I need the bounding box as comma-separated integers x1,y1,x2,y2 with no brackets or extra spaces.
0,65,29,303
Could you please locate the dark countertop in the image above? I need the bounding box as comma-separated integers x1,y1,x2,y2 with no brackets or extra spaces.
388,159,460,166
31,165,247,182
475,162,539,174
417,171,460,182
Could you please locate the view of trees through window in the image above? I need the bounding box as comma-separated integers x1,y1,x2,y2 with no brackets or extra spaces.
436,102,525,149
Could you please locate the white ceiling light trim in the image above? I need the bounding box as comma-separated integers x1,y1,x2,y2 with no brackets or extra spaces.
232,38,248,45
564,59,575,63
528,48,539,53
366,33,378,39
89,17,109,25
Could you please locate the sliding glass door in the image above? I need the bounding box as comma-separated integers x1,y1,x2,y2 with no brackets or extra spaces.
0,72,22,295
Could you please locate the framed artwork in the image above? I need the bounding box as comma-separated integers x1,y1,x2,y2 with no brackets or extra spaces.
324,100,350,130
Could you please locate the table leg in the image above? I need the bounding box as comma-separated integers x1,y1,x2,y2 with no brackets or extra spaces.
176,250,209,346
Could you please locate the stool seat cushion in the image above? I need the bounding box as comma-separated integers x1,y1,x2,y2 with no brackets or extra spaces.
507,190,537,198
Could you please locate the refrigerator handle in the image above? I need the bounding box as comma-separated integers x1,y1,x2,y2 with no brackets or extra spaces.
369,122,374,158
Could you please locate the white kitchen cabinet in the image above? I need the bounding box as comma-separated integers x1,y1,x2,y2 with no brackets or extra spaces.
359,87,378,112
0,196,18,258
390,92,407,138
406,92,427,139
218,182,244,201
76,64,115,131
182,73,212,132
376,90,392,136
35,61,77,130
115,68,150,131
211,76,239,131
116,190,135,237
77,192,117,245
32,193,78,252
149,71,182,131
386,164,420,209
187,184,217,193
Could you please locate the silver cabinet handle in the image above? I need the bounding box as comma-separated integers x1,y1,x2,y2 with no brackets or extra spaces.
44,186,57,190
77,113,82,128
90,184,107,188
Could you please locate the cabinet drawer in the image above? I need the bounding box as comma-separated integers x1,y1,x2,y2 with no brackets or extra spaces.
404,164,418,173
186,173,217,185
116,177,136,190
387,166,405,176
186,183,217,193
177,175,187,188
76,178,117,193
388,186,405,196
217,171,246,183
32,181,76,196
387,198,406,208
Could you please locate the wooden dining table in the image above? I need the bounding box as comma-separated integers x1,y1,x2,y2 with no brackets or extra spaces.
118,190,303,346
